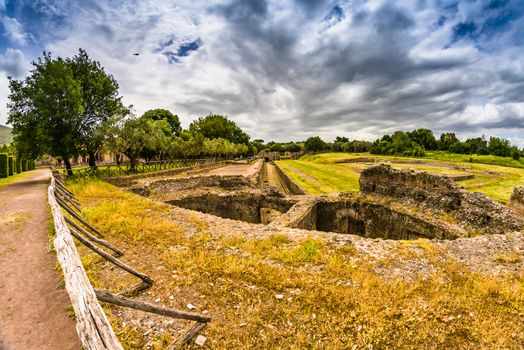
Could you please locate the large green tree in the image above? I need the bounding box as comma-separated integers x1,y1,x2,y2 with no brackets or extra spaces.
189,114,250,145
141,109,181,136
8,53,84,173
304,136,326,153
7,50,126,174
68,49,127,168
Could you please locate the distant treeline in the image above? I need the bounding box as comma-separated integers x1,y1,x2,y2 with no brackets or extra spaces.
263,129,523,160
369,129,522,160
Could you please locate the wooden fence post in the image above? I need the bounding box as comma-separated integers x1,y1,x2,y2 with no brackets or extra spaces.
48,177,124,350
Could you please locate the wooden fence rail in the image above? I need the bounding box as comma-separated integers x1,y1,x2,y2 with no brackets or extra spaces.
49,175,210,349
48,177,124,350
56,158,222,178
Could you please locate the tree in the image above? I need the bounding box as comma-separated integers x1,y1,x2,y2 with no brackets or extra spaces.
105,118,170,170
7,50,126,173
189,114,250,145
304,136,325,153
68,49,127,168
488,137,512,157
438,132,459,151
141,109,181,136
8,53,84,174
408,129,437,150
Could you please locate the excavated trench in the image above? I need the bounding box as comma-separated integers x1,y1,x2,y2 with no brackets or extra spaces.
289,199,459,240
167,193,297,224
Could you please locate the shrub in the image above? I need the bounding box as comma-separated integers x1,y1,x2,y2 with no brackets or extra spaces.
511,148,520,161
0,154,8,178
7,156,14,176
16,158,21,173
21,159,27,172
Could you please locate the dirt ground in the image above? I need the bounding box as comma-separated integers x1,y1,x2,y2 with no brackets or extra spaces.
207,162,260,177
0,169,80,350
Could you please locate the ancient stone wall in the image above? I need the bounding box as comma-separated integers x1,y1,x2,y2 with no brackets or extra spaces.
359,164,524,234
271,161,306,195
510,187,524,212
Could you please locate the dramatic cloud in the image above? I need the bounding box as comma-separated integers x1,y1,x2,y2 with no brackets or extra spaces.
0,0,523,145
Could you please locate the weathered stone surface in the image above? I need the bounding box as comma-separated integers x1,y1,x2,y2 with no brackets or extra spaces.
510,186,524,211
360,164,524,234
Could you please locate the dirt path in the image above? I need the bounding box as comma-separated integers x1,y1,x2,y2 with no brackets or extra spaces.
0,169,80,350
207,162,260,177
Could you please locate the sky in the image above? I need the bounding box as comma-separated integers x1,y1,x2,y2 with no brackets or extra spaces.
0,0,524,145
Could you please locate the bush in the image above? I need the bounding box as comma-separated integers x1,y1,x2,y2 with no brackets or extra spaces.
7,156,14,176
16,158,21,173
21,159,27,172
512,148,521,161
0,154,8,178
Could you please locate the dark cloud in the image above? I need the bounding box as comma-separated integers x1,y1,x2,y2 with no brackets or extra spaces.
1,0,524,145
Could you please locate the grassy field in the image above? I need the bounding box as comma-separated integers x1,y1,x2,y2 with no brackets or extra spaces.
276,153,524,203
66,179,524,349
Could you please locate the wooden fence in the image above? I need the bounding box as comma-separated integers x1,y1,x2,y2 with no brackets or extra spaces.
48,175,210,349
55,158,221,178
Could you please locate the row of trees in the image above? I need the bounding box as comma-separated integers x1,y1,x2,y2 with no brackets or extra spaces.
369,129,522,160
107,112,255,169
7,50,256,174
263,137,372,154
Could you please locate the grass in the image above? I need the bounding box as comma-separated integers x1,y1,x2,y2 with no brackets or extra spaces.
277,153,524,203
66,179,524,349
0,171,31,187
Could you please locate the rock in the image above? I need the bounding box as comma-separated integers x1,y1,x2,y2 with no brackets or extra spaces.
275,294,284,300
195,335,207,346
154,298,160,303
187,303,197,310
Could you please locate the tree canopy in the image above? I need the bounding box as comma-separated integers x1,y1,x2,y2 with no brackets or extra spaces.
304,136,326,153
7,50,127,172
189,114,250,145
141,109,182,136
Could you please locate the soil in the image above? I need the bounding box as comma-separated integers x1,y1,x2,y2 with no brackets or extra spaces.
207,163,260,177
0,169,80,350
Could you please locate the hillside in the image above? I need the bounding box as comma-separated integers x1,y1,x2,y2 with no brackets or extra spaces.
0,125,12,144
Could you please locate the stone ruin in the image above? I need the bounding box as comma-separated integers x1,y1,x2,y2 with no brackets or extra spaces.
112,160,524,240
359,164,524,235
510,186,524,214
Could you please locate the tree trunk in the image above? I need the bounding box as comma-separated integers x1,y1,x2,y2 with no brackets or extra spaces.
129,157,136,172
63,157,73,176
88,151,98,170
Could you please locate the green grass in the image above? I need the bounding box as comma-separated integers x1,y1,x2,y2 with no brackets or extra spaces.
277,153,524,203
65,179,524,349
0,171,31,187
425,151,524,169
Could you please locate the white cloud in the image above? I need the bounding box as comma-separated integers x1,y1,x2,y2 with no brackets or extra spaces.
2,17,32,45
0,48,28,78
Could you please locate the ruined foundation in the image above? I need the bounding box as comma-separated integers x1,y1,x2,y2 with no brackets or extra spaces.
116,160,523,240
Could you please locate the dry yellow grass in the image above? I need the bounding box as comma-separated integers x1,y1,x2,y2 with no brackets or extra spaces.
67,179,524,349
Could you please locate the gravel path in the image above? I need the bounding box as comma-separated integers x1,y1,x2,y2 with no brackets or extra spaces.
0,169,80,350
